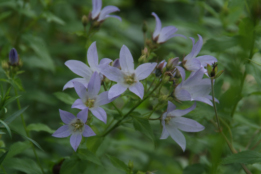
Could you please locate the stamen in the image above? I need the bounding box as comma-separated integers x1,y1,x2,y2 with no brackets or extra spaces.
85,99,95,108
71,119,84,132
124,73,136,85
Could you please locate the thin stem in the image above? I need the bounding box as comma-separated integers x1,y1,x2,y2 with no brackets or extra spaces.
251,139,261,150
146,103,161,119
211,79,221,131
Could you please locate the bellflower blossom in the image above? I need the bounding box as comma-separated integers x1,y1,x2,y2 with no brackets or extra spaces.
52,109,95,152
174,68,218,106
9,48,19,65
72,72,114,123
63,42,112,90
161,101,204,151
101,45,157,99
91,0,121,22
152,12,185,44
182,35,217,72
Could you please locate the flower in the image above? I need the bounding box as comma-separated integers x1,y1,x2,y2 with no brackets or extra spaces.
100,45,157,99
52,108,95,152
174,68,218,106
91,0,121,22
182,34,217,72
63,42,112,90
152,12,185,44
9,48,19,65
161,101,204,151
72,72,114,123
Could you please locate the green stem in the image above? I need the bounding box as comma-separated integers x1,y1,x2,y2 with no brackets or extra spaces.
146,103,161,119
211,79,221,131
1,165,7,174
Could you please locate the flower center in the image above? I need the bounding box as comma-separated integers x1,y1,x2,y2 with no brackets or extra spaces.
85,99,95,108
71,119,84,132
124,74,136,85
165,116,172,125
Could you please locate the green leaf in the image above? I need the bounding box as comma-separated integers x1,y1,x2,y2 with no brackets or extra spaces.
77,149,102,166
3,106,29,125
60,157,81,174
22,136,44,151
27,123,55,134
0,151,8,165
53,92,75,105
107,154,128,172
183,164,206,174
2,95,21,108
0,11,12,21
42,12,65,25
0,120,11,138
132,117,154,140
222,150,261,164
86,136,104,153
3,158,42,174
6,141,31,159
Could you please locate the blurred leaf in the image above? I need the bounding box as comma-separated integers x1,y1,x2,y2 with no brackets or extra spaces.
77,149,102,166
107,154,128,172
60,157,81,174
3,158,42,174
133,116,154,140
3,106,29,125
6,141,30,159
27,123,55,133
42,12,65,25
2,95,21,108
23,136,44,151
0,151,8,165
0,11,12,21
86,136,104,153
183,164,206,174
54,92,75,105
222,150,261,164
203,36,240,52
248,63,261,86
0,120,11,138
234,114,261,130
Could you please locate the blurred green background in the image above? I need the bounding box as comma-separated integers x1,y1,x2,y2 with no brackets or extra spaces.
0,0,261,173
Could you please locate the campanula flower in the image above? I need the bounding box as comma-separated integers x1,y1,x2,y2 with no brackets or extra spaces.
63,42,112,90
9,48,19,65
100,45,157,99
161,101,204,151
152,12,185,44
52,108,95,152
72,72,114,123
91,0,121,22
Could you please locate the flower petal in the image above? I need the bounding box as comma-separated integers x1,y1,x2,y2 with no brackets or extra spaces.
193,96,213,106
151,12,162,39
157,26,178,43
87,72,101,98
105,15,122,21
65,60,92,78
63,78,88,90
98,6,120,21
167,101,176,113
108,84,127,99
90,107,107,123
174,88,191,101
160,123,169,139
176,66,185,81
100,66,124,82
77,108,88,123
100,58,112,65
166,125,186,151
135,63,157,80
120,45,135,74
184,58,201,72
206,95,219,103
92,0,102,19
52,125,71,138
196,55,217,67
129,82,144,99
87,42,99,70
168,102,196,117
59,109,75,124
72,99,86,110
70,133,82,152
82,125,96,137
183,68,205,86
184,34,203,61
172,117,205,132
95,91,113,106
73,81,87,99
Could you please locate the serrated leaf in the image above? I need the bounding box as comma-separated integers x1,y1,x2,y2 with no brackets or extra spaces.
77,149,102,166
27,123,55,134
54,92,75,105
3,106,29,125
107,155,128,172
222,150,261,164
133,117,154,140
3,158,42,174
6,141,31,159
0,120,11,138
0,151,8,165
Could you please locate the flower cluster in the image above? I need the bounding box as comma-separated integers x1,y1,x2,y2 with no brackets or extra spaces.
53,0,219,152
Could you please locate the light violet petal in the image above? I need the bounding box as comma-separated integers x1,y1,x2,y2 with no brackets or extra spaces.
72,99,86,110
160,124,169,139
166,126,186,151
120,45,134,73
193,96,213,106
87,72,101,98
151,12,162,39
184,34,203,61
100,66,124,82
183,68,205,86
108,84,127,100
129,82,144,99
70,133,82,152
92,0,102,19
112,59,120,69
98,6,120,21
167,101,176,113
176,66,186,81
175,88,191,101
100,58,112,65
172,117,205,132
52,125,71,138
135,63,157,80
184,58,201,72
90,107,107,123
105,15,122,21
73,81,87,99
59,109,75,124
87,42,99,70
206,95,219,103
77,108,88,123
196,55,218,67
65,60,92,78
63,78,88,91
95,91,113,106
82,125,96,137
157,26,178,43
169,102,196,117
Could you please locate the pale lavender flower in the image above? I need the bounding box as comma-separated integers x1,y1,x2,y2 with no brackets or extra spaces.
174,68,218,106
100,45,157,99
72,72,114,123
9,48,19,65
63,42,112,90
183,35,217,72
52,108,95,152
152,12,185,44
161,101,204,151
91,0,121,22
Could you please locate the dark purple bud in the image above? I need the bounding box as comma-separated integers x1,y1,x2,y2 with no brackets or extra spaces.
9,48,19,65
112,59,121,69
167,57,179,70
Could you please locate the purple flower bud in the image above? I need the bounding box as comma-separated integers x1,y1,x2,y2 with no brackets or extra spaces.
9,48,19,65
167,57,179,70
112,59,120,69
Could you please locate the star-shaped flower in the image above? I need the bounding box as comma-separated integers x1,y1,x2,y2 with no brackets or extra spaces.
52,108,95,152
152,12,185,44
91,0,121,22
63,42,112,90
72,72,114,123
161,101,204,151
182,34,217,72
100,45,157,99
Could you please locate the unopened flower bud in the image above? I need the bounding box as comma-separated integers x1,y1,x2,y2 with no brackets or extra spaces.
142,47,149,56
159,95,168,102
166,57,179,70
112,59,121,69
82,15,89,27
162,75,170,83
138,55,146,63
9,48,19,66
1,61,9,70
128,161,134,170
155,60,166,77
142,21,147,33
207,63,223,79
